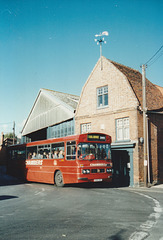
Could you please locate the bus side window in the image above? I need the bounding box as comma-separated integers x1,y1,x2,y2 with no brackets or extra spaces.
66,141,76,160
51,142,64,159
38,145,51,159
27,146,37,159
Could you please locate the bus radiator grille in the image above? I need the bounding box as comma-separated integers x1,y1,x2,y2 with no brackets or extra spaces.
91,169,105,173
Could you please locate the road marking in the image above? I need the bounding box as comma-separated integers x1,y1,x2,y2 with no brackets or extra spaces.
128,191,162,240
129,231,149,240
34,188,45,195
149,212,160,219
35,191,41,195
140,220,155,229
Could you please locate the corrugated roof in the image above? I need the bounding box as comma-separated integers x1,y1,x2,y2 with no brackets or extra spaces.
22,89,80,136
42,88,79,110
109,59,163,111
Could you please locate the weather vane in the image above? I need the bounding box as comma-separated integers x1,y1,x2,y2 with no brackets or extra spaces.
94,31,109,70
94,31,109,58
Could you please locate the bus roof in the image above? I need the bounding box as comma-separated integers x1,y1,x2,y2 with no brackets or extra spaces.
26,133,111,147
8,133,111,149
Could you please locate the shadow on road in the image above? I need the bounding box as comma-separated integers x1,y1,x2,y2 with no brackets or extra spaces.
0,173,25,187
0,195,18,201
0,173,129,189
65,182,122,189
108,229,127,240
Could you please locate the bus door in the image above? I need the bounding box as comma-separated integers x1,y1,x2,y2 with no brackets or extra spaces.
61,141,77,184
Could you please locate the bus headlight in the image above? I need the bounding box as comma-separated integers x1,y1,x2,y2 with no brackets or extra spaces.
106,168,112,173
82,169,90,174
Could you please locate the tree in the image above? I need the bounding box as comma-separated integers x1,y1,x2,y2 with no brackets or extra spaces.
4,133,17,139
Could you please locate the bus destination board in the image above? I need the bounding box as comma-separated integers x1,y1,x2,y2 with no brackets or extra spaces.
87,134,106,141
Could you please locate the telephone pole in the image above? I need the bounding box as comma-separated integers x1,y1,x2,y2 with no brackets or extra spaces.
13,121,15,145
142,64,148,187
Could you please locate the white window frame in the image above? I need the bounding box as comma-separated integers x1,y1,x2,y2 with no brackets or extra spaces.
97,85,108,108
80,123,91,134
116,117,130,141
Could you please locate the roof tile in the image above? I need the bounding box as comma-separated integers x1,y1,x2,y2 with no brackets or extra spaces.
110,60,163,110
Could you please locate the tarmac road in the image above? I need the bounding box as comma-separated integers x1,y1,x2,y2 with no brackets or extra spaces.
0,173,163,240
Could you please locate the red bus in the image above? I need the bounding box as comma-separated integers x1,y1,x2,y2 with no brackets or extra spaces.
7,133,112,186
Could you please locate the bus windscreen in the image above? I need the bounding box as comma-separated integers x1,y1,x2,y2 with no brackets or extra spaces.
77,143,111,160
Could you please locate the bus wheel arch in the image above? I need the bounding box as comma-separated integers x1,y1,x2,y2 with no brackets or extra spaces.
54,170,64,187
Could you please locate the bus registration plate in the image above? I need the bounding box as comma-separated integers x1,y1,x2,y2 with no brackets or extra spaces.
94,179,102,182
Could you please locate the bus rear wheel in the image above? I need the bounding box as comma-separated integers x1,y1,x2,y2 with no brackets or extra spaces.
55,171,64,187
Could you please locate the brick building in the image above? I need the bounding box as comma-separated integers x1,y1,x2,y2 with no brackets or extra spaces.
75,57,163,187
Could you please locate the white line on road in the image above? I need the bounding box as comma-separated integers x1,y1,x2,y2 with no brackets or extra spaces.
128,191,162,240
34,188,45,195
129,231,149,240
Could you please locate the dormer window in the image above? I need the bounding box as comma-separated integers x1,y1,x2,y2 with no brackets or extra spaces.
97,86,108,108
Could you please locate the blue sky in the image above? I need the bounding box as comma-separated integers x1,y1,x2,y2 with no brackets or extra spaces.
0,0,162,137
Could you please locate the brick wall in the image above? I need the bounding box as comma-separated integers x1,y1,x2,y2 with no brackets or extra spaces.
137,111,145,185
75,57,162,186
148,113,163,184
75,57,141,186
76,57,138,119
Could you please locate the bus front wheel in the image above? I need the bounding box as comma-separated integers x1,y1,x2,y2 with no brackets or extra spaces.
55,171,64,187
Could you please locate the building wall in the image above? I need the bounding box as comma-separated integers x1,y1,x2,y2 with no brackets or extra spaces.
76,57,138,119
22,90,75,137
137,111,163,185
75,57,162,186
75,57,141,186
137,111,144,185
76,108,141,185
148,113,163,184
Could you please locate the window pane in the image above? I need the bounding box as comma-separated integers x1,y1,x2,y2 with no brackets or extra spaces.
27,146,37,159
68,122,71,135
104,94,108,106
51,143,64,159
117,119,123,127
124,127,130,140
124,118,129,126
78,143,110,160
104,86,108,93
117,128,123,141
81,123,91,134
97,86,108,108
98,95,103,107
98,88,103,95
65,124,67,136
87,123,91,132
66,141,76,160
57,125,60,137
81,124,86,134
60,124,63,137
